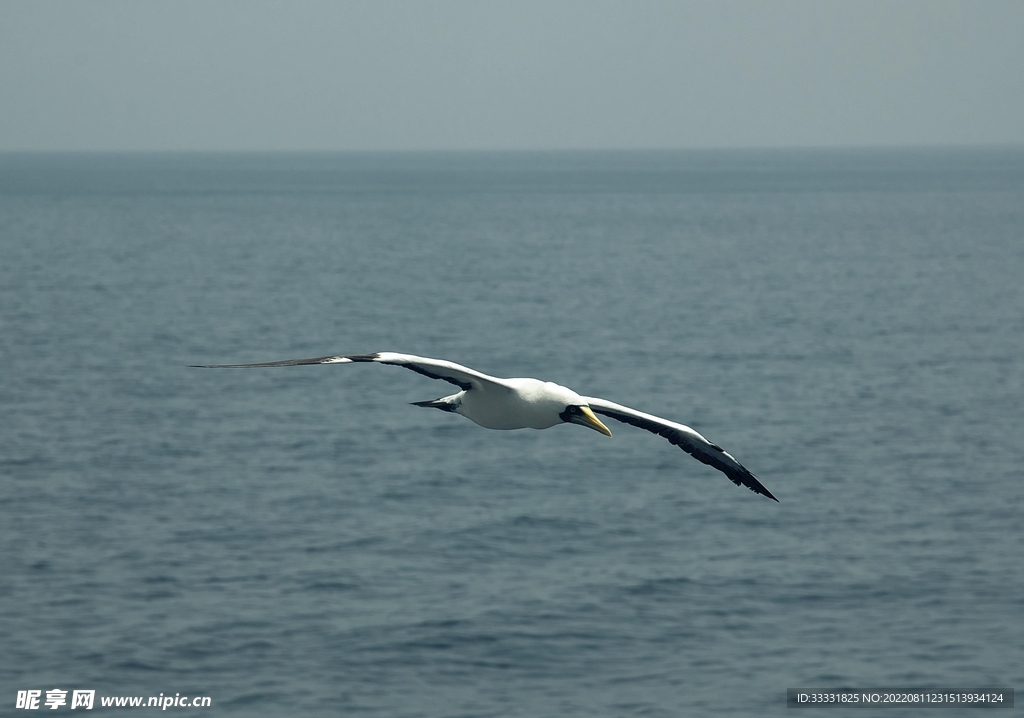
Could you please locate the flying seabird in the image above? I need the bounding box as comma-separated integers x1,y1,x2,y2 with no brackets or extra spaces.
194,351,777,501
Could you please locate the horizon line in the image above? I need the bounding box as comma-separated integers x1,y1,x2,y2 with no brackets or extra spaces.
3,142,1024,156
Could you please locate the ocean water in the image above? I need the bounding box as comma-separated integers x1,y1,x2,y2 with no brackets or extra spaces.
1,149,1022,716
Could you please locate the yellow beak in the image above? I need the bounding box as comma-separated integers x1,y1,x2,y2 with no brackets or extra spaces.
576,406,613,437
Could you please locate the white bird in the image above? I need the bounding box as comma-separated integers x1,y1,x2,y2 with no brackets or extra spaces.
194,351,777,501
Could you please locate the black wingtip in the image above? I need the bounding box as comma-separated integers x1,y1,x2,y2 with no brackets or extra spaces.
744,473,779,502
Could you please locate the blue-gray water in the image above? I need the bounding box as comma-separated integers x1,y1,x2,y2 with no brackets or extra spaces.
1,150,1022,716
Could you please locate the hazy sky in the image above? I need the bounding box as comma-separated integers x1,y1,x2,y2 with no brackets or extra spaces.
2,0,1022,151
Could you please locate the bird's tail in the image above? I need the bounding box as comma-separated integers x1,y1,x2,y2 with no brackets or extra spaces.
410,396,460,413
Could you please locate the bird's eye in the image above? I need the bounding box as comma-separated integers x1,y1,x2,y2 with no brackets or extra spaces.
568,406,579,414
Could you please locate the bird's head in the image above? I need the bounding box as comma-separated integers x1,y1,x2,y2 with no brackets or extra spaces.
559,403,613,437
525,381,612,436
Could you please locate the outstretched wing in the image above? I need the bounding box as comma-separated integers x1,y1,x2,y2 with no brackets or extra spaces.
192,351,504,392
582,396,778,501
